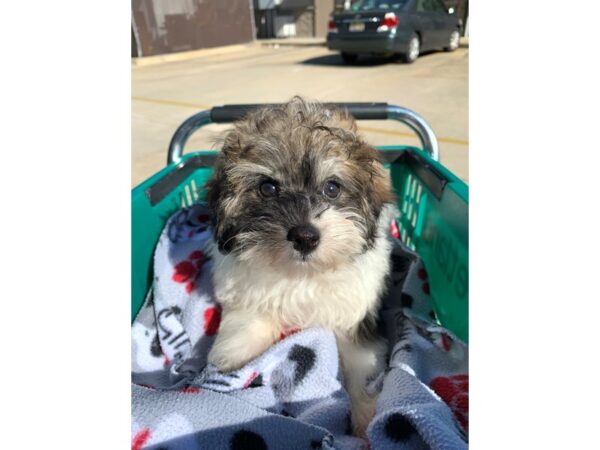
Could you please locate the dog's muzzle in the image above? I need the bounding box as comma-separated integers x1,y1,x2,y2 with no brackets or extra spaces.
287,224,320,255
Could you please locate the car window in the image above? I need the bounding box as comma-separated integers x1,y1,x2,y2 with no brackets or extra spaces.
432,0,448,12
416,0,431,12
416,0,445,12
350,0,410,11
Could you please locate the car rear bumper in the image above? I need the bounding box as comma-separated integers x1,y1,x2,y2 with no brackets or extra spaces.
326,31,411,54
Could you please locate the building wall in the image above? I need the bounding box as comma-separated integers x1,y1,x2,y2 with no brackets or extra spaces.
314,0,334,37
253,0,334,39
132,0,255,57
294,9,314,37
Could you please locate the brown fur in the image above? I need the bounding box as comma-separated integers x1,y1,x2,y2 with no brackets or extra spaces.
204,97,396,437
205,96,394,258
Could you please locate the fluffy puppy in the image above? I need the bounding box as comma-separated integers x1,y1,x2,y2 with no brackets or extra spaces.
204,97,394,436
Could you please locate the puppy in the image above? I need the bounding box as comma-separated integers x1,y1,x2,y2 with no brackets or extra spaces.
204,97,394,436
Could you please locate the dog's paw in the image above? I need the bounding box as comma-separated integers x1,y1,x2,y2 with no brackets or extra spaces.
351,398,376,439
207,345,250,373
208,334,273,373
207,312,280,373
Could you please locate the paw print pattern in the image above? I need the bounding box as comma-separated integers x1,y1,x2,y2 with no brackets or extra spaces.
279,327,302,341
185,213,210,238
390,219,400,239
230,430,268,450
288,345,316,384
203,305,222,336
439,333,453,351
412,323,454,353
430,375,468,432
172,250,206,294
131,428,151,450
417,266,430,295
242,371,260,389
384,413,417,443
168,208,211,243
179,386,202,394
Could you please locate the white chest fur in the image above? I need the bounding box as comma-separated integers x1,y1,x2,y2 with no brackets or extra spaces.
208,231,391,335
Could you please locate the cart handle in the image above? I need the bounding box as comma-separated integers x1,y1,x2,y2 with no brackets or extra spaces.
167,103,439,164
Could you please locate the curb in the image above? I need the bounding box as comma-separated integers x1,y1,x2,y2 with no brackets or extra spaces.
259,38,326,48
132,43,254,67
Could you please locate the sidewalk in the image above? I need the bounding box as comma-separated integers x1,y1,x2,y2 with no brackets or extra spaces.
132,43,254,67
133,36,468,68
259,37,326,47
131,39,325,68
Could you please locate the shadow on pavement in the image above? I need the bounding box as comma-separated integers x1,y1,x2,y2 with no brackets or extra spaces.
300,50,440,67
301,54,391,67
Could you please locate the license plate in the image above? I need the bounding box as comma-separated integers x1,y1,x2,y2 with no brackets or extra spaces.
348,22,365,32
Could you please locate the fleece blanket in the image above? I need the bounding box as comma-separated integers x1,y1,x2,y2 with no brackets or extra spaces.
131,204,468,450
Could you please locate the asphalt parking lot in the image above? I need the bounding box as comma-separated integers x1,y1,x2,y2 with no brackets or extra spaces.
132,42,468,186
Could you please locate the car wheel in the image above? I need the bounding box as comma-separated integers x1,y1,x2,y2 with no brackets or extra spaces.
403,34,420,64
341,53,358,64
445,30,460,51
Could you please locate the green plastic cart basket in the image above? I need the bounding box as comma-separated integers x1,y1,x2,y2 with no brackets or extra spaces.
132,103,469,342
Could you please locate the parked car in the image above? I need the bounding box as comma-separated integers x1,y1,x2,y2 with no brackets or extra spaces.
327,0,462,64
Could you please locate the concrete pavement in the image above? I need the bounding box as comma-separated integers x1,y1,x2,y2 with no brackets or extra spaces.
132,42,468,186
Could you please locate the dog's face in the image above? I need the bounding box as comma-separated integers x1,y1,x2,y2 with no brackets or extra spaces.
205,98,393,273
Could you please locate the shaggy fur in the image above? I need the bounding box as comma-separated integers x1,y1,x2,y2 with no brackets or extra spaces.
204,97,394,436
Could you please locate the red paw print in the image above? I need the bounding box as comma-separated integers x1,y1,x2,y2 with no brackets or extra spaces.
132,428,151,450
390,220,400,239
279,327,302,341
172,250,205,293
430,374,468,432
187,214,211,238
203,305,221,336
179,386,202,394
243,371,259,389
439,333,453,351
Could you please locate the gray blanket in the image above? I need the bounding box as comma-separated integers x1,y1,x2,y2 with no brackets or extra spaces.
131,204,468,449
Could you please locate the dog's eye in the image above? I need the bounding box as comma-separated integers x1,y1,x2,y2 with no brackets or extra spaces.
323,180,341,199
259,181,278,197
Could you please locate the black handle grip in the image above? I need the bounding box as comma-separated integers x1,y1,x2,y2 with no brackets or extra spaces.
210,102,389,123
167,103,439,164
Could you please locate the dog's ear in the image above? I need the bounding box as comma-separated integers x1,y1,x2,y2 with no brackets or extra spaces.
371,159,394,207
350,141,394,210
219,126,247,162
359,148,395,228
204,159,223,214
204,154,238,254
360,156,394,245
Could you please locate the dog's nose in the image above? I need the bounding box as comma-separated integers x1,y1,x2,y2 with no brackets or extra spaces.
287,225,320,254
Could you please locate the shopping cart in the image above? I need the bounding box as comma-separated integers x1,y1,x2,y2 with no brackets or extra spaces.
132,103,468,341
